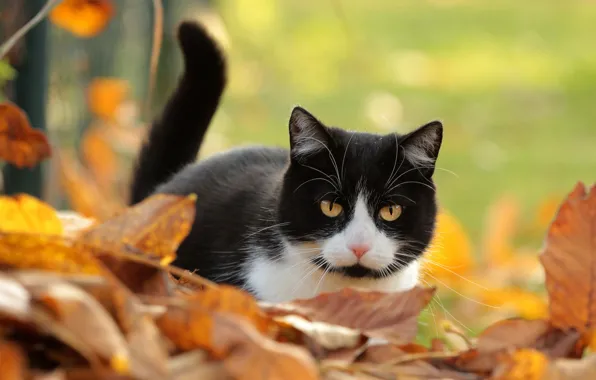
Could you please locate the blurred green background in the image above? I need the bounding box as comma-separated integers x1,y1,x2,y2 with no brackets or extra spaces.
3,0,596,243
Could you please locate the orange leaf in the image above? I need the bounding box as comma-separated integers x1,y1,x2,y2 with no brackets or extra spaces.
494,349,548,380
213,314,318,380
86,78,129,120
0,232,103,275
0,102,51,168
157,285,273,353
49,0,114,38
0,194,63,235
263,286,435,344
424,209,473,283
539,183,596,334
80,193,196,266
0,341,26,380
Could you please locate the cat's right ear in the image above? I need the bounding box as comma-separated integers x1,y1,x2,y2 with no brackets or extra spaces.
289,106,330,159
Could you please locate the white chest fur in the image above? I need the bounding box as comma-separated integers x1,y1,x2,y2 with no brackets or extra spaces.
245,254,420,303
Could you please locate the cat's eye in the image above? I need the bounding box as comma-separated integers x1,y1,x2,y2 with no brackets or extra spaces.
320,200,343,218
379,205,402,222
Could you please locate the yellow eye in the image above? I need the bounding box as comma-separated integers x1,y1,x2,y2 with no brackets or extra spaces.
379,205,402,222
320,200,343,218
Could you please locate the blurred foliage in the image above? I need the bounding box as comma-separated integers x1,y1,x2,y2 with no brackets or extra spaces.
0,60,15,101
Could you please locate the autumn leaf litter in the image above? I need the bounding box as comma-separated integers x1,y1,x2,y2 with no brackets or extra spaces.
0,183,595,379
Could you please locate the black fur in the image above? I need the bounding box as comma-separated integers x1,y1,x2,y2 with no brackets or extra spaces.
130,21,443,289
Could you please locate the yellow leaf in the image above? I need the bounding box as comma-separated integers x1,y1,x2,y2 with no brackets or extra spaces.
86,78,129,120
423,210,473,283
49,0,114,38
0,194,63,235
497,349,548,380
0,233,102,275
81,125,118,190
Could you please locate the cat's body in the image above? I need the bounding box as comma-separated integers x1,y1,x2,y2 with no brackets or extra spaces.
130,22,443,302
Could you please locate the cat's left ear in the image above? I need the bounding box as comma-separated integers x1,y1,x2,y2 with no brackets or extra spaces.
289,106,331,160
400,121,443,175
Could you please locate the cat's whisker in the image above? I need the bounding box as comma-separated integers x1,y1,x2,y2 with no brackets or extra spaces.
340,132,356,183
423,271,500,309
302,136,342,190
384,134,402,188
294,177,340,193
302,164,341,191
386,180,436,194
245,222,291,239
313,264,332,296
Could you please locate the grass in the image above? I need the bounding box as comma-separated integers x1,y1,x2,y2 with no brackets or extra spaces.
204,0,596,243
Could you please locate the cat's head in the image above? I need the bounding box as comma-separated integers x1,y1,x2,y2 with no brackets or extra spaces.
277,106,442,279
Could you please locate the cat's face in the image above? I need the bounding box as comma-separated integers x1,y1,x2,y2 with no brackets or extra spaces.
278,107,442,279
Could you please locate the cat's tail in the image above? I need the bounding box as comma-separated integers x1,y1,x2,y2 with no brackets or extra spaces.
129,21,226,204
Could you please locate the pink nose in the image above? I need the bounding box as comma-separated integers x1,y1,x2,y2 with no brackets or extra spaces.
349,244,370,259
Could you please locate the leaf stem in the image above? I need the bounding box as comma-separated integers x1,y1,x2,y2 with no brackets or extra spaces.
0,0,62,59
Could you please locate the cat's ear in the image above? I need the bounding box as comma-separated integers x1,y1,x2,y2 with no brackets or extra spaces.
400,121,443,174
289,106,330,159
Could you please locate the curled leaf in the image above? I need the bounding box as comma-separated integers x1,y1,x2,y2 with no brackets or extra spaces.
539,183,596,335
0,102,51,168
263,286,435,344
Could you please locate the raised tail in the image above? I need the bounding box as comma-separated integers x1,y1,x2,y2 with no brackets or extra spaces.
129,21,226,204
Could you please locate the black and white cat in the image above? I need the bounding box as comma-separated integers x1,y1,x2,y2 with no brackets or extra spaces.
130,21,443,302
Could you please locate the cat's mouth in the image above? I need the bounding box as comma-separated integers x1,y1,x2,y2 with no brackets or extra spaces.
311,256,399,279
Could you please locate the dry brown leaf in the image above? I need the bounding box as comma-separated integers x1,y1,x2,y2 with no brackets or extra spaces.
539,183,596,337
0,102,51,168
263,286,435,344
0,341,26,380
168,350,231,380
543,353,596,380
32,282,129,374
80,193,196,266
275,314,365,351
49,0,114,38
157,285,273,354
0,233,103,275
0,194,63,236
212,313,319,380
476,319,550,353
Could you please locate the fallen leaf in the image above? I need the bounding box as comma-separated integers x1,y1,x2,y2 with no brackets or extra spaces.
86,78,129,120
0,194,63,235
476,319,550,353
0,232,102,275
33,282,129,374
493,349,548,380
544,353,596,380
80,193,196,266
263,286,435,344
0,341,26,380
213,314,319,380
0,102,51,168
168,350,231,380
275,314,365,351
539,183,596,336
49,0,114,38
157,285,273,353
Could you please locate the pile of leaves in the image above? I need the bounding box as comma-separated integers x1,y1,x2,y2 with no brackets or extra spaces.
0,179,594,379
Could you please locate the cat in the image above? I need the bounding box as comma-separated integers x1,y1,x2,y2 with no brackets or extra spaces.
130,21,443,303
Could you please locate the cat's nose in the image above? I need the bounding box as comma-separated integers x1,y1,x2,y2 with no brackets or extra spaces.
349,244,370,259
